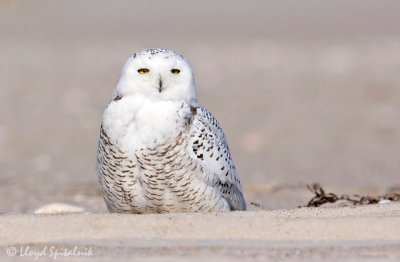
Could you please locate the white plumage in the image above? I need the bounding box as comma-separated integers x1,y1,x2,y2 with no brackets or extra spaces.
96,48,246,213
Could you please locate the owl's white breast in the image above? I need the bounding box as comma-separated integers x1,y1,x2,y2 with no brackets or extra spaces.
102,95,190,155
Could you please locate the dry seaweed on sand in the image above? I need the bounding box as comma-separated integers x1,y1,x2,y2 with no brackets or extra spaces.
305,183,400,207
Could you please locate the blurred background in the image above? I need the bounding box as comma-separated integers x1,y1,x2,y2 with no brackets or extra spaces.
0,0,399,213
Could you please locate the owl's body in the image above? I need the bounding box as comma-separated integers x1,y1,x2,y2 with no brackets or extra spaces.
96,49,246,213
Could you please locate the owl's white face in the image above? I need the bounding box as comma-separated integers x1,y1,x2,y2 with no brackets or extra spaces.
114,49,197,103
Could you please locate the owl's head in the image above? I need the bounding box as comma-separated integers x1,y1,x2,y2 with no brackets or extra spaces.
114,48,197,103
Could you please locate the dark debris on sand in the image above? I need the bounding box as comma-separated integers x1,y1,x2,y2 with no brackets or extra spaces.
305,183,400,207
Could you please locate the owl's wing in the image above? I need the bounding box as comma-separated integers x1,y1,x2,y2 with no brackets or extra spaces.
187,106,247,211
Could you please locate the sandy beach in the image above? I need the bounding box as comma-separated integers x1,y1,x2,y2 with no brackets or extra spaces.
1,203,399,261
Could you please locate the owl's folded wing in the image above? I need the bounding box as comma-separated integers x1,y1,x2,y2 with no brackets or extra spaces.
187,106,247,211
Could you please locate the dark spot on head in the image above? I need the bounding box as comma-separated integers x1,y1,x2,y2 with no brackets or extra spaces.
113,95,123,101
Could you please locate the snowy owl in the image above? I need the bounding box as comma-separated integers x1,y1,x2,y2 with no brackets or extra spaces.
96,48,246,213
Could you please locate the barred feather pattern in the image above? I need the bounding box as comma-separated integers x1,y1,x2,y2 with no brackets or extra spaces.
96,103,246,213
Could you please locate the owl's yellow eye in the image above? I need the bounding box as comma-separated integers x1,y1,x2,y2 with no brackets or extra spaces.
137,68,150,74
171,69,180,74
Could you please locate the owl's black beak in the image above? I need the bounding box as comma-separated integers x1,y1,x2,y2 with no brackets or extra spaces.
158,77,163,93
